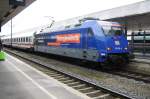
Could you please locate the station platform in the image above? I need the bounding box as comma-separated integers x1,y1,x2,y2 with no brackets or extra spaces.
0,53,91,99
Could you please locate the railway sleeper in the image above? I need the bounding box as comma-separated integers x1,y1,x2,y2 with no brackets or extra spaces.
87,92,108,98
53,75,65,79
84,90,101,95
61,79,74,83
57,77,70,81
67,81,80,85
78,87,93,91
80,88,96,93
50,74,62,77
92,93,111,99
46,72,58,75
71,84,86,88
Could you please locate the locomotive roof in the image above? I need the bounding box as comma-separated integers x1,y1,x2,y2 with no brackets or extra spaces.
2,20,122,39
38,20,121,34
98,21,121,27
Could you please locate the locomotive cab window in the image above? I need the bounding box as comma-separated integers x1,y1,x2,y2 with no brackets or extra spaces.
102,25,123,36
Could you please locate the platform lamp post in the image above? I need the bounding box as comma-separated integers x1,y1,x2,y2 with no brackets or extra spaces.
10,18,12,47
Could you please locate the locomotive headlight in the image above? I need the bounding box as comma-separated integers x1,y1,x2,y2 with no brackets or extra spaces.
107,47,112,51
124,47,128,50
101,53,106,56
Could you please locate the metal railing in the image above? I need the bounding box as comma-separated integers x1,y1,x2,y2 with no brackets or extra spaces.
127,31,150,56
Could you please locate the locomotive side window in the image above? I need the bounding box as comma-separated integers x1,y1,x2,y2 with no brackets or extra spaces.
88,28,94,37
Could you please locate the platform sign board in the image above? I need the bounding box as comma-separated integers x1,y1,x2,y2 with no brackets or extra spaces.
9,0,26,6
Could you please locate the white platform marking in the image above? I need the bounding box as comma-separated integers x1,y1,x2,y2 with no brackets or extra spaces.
7,53,92,99
7,60,57,99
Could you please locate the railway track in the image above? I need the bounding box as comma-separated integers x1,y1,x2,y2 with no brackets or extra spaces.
5,49,132,99
107,70,150,83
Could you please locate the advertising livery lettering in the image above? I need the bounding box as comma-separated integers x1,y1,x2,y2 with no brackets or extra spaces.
47,33,80,46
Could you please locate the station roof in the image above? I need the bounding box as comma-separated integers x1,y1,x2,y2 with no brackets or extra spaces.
0,0,35,26
57,0,150,25
85,0,150,20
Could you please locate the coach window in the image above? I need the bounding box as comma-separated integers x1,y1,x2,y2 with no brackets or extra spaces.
29,37,31,42
28,37,29,42
88,28,94,37
23,38,25,42
28,37,30,42
26,37,28,42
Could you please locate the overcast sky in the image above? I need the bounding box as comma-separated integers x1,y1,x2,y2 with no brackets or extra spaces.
1,0,144,35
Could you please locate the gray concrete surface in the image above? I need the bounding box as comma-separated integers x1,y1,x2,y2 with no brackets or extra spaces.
0,53,91,99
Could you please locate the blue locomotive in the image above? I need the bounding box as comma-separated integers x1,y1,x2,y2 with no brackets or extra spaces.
34,18,130,65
